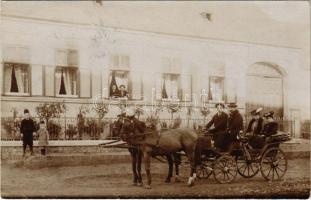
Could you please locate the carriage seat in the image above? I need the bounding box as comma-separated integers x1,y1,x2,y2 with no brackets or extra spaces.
266,132,291,143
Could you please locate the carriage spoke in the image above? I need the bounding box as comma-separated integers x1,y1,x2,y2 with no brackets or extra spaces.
272,168,275,180
266,167,273,178
250,164,256,174
227,170,235,178
276,165,285,172
274,167,280,179
242,164,248,174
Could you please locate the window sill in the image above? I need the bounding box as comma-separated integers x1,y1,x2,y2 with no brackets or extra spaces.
4,92,30,96
56,94,79,98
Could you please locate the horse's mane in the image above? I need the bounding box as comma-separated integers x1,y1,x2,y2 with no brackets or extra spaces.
133,118,146,133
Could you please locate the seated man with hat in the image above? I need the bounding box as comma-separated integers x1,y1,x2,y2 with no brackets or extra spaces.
204,103,228,150
227,102,244,151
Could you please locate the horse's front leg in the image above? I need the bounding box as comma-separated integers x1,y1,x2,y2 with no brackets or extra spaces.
165,154,173,183
143,151,152,189
186,149,197,187
136,148,143,186
173,153,181,182
130,150,138,186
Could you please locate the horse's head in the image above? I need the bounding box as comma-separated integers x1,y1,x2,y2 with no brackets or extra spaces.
113,114,146,142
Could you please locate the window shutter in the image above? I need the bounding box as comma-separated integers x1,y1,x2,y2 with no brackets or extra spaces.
92,69,102,98
4,63,12,93
44,66,55,96
155,73,162,100
130,72,143,100
181,74,191,101
200,75,209,103
102,70,109,98
31,65,43,96
79,69,91,98
226,78,237,103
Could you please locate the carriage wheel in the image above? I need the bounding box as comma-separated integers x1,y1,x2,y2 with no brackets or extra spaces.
260,147,287,181
236,156,259,178
213,155,237,184
197,161,213,179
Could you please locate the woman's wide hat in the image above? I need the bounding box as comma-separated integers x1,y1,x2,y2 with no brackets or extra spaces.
250,107,263,115
264,111,274,118
227,102,238,108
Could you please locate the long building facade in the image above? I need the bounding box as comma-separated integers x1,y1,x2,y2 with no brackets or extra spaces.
1,4,310,139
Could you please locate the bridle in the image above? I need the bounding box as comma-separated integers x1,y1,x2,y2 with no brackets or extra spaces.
118,116,153,141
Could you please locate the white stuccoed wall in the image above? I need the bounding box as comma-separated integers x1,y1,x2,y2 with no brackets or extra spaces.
1,16,310,122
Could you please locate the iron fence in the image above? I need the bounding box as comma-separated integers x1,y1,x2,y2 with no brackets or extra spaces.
1,116,307,141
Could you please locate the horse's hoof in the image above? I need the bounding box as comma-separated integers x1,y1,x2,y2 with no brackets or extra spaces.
137,182,143,187
132,182,138,186
144,185,152,189
165,178,171,183
187,177,195,187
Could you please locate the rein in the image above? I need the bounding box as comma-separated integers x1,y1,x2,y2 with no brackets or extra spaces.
119,117,154,140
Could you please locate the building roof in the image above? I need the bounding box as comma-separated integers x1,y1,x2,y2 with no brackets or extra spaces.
1,1,309,66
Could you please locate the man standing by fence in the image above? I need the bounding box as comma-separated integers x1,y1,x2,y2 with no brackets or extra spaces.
20,109,36,157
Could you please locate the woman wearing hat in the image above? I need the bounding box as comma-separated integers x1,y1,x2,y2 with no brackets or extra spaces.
247,108,265,149
246,108,263,135
262,111,278,137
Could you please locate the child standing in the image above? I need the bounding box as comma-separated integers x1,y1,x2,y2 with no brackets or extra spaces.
38,120,49,155
20,109,36,156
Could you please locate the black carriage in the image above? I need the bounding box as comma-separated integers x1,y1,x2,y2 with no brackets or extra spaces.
196,131,291,183
195,133,238,184
234,132,290,181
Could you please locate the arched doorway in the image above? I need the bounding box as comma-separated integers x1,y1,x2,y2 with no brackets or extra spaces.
246,62,284,121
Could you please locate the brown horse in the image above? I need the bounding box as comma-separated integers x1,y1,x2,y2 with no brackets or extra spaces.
116,115,198,189
112,117,181,186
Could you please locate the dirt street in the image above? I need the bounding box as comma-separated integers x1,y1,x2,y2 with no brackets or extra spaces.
1,158,310,198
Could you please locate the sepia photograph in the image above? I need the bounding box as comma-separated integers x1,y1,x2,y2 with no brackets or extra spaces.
0,0,310,198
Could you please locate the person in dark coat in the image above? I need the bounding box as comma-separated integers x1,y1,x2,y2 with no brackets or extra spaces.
20,109,36,156
247,108,265,149
262,111,278,137
226,103,244,151
246,108,263,135
205,103,228,149
249,111,279,149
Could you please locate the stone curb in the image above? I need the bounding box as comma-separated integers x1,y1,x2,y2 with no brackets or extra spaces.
2,150,309,169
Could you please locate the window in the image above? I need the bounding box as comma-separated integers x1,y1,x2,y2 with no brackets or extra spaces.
55,49,79,97
209,76,224,102
55,67,78,96
156,57,191,101
108,70,129,99
158,73,181,100
3,63,30,95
